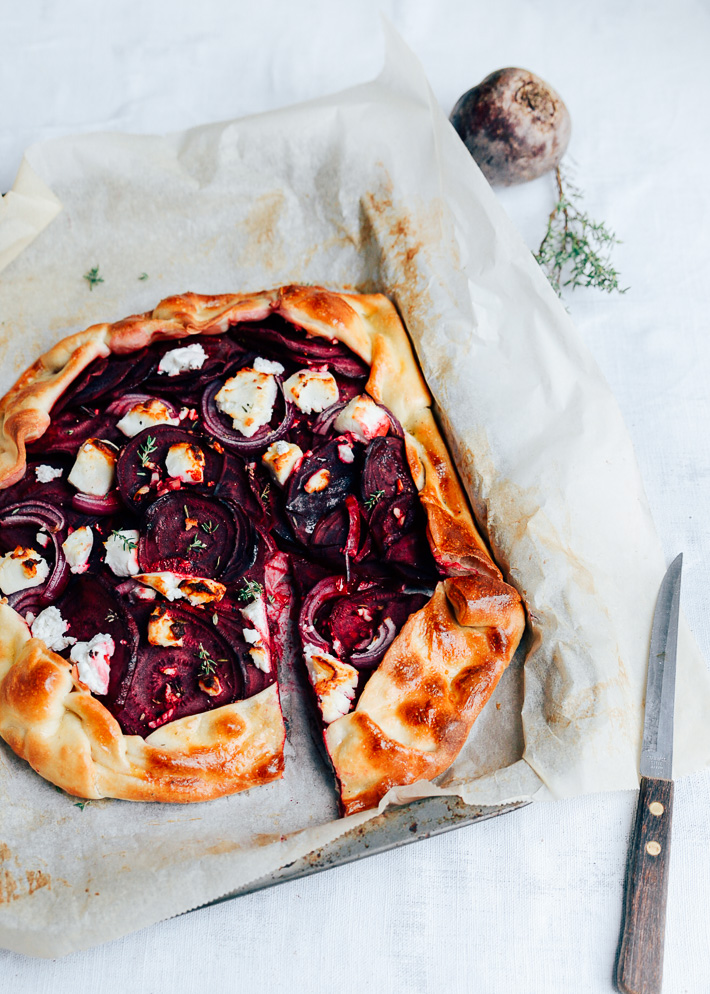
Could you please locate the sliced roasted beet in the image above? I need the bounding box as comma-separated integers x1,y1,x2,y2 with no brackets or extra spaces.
54,349,155,413
146,336,247,393
309,495,363,568
26,410,120,457
138,491,247,578
55,575,140,707
214,453,263,522
285,439,361,544
233,316,370,380
327,585,426,662
110,605,243,736
361,437,416,504
116,425,223,510
299,575,429,669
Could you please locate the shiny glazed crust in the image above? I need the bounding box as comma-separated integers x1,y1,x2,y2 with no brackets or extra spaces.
0,285,525,808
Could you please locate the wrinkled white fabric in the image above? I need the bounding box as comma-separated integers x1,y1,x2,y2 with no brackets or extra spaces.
1,0,709,991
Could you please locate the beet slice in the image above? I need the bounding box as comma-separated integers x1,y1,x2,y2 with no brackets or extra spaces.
233,317,369,379
361,437,416,504
138,491,249,578
26,410,120,457
55,575,140,707
145,336,247,394
299,575,429,669
54,349,155,413
285,438,362,544
110,605,243,736
116,425,223,511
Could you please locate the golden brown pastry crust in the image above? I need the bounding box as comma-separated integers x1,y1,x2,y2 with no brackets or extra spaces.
0,285,524,809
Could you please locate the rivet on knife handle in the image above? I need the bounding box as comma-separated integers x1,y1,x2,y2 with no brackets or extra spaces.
616,776,674,994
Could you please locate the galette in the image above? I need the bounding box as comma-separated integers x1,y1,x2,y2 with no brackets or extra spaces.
0,285,525,815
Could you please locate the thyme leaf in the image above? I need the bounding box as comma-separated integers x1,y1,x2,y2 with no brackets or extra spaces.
110,530,137,552
83,265,104,291
137,435,158,466
138,272,149,281
197,644,217,677
535,165,628,297
364,489,385,510
237,579,263,603
200,520,219,534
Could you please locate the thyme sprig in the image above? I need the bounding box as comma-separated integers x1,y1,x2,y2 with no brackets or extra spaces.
364,489,385,510
188,535,206,551
197,643,227,677
237,580,263,603
200,520,219,534
83,265,104,291
535,166,627,297
137,435,158,466
110,530,137,552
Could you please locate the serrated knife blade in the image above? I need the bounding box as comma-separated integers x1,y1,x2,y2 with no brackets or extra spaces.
616,553,683,994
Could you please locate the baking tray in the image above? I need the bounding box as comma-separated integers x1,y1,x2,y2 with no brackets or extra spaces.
192,795,529,912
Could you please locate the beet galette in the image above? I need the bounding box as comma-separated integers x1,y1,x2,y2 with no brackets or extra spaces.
0,286,525,814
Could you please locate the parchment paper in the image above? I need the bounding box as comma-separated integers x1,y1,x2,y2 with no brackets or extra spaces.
1,26,708,957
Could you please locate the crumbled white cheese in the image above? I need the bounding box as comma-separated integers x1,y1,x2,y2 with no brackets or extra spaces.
303,644,358,723
165,442,205,484
262,440,303,486
253,356,285,375
103,529,140,576
31,606,76,652
135,571,226,606
116,398,179,437
0,547,50,595
70,634,114,695
35,530,50,548
304,468,330,493
67,438,118,496
282,369,339,414
333,394,390,442
215,368,278,437
239,594,271,673
148,607,185,647
35,464,63,483
337,443,354,464
62,526,94,574
157,343,207,377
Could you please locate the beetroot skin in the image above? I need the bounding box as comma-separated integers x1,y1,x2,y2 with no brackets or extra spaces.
450,67,571,186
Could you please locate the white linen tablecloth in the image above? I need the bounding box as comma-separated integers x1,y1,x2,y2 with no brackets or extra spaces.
2,1,709,990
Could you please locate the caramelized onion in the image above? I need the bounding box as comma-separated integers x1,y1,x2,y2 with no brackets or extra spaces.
71,490,124,516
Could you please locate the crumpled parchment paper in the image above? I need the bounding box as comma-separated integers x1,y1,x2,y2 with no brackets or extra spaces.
0,26,708,957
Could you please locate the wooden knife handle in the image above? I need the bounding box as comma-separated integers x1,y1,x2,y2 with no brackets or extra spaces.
616,777,674,994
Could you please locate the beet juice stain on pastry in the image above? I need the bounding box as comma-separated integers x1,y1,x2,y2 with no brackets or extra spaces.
0,286,525,812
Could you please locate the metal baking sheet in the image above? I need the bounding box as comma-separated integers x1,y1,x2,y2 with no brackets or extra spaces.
193,796,529,912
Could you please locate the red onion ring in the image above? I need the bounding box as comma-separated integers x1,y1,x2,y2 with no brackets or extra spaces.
106,393,180,419
71,490,124,516
311,401,347,436
298,575,348,653
200,378,294,453
350,617,397,668
40,530,70,604
0,501,65,533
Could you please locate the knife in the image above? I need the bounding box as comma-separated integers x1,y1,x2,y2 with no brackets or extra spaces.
616,553,682,994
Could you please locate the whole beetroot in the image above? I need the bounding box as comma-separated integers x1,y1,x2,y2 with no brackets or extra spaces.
450,68,571,186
